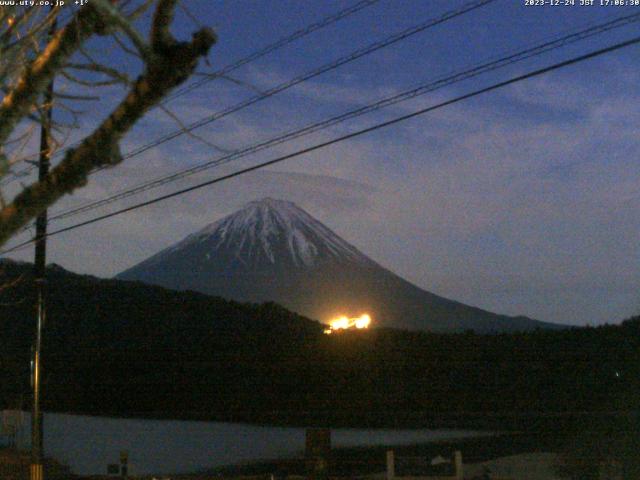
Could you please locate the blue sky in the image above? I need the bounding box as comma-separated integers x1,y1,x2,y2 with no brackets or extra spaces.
3,0,640,326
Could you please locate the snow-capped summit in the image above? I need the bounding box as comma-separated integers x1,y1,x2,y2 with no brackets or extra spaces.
136,198,373,272
118,198,558,333
188,198,370,268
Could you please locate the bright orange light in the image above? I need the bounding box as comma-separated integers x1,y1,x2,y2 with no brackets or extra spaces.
324,313,371,334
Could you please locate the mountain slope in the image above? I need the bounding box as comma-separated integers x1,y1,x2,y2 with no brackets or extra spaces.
118,198,560,333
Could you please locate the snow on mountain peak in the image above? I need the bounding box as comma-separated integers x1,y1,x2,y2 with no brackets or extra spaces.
161,198,374,269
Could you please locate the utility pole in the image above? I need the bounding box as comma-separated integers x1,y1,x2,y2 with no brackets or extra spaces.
31,12,56,480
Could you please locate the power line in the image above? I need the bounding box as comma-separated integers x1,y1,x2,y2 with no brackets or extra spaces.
113,0,498,163
163,0,383,104
1,0,497,188
46,11,640,223
0,0,382,186
25,0,502,222
2,34,638,256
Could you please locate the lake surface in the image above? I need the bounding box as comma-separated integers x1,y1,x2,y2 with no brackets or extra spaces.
5,411,484,475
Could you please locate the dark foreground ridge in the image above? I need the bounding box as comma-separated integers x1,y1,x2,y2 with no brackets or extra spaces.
0,259,637,431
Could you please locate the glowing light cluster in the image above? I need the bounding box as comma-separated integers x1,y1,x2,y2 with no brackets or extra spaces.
324,313,371,334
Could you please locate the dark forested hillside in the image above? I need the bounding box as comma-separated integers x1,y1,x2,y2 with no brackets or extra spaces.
1,260,638,432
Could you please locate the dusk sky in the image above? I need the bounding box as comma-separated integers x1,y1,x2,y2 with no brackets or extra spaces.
3,0,640,326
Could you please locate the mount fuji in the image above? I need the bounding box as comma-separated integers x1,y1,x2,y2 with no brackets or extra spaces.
117,198,559,332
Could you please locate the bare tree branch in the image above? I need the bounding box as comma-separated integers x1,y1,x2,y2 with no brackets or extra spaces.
65,62,131,85
0,2,216,246
112,31,142,60
125,0,156,21
53,91,100,101
91,0,153,62
151,0,178,49
0,7,100,146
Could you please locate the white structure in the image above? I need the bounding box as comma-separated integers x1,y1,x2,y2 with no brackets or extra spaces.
386,449,463,480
